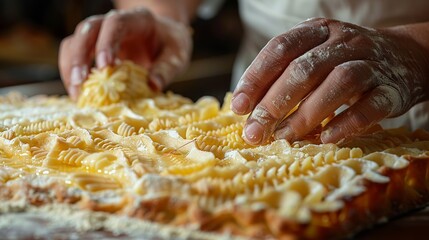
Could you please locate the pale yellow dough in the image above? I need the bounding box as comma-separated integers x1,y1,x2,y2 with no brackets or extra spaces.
78,61,156,108
1,62,429,239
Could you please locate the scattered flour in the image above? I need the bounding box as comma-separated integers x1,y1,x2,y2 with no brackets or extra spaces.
0,202,240,240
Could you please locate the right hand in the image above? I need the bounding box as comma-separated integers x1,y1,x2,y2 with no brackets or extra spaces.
231,18,429,145
59,8,192,100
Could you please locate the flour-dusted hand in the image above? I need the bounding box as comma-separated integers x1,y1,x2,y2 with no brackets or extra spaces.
59,8,192,100
231,18,429,145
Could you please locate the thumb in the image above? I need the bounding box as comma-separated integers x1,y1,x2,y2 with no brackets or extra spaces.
148,49,189,91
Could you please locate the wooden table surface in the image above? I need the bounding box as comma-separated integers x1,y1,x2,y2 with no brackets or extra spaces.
357,206,429,239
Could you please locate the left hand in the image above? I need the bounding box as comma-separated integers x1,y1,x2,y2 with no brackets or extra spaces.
231,18,429,145
59,8,192,100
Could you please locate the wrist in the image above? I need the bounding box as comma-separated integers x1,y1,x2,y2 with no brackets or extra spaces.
114,0,200,25
384,24,429,102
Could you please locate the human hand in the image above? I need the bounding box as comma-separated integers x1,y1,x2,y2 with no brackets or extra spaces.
231,18,429,145
59,8,192,100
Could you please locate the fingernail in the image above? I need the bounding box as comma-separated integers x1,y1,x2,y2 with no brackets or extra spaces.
244,121,264,145
70,66,86,86
274,125,295,141
96,50,113,69
149,74,163,91
231,93,250,114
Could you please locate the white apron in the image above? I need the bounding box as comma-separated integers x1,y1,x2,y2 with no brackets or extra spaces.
232,0,429,130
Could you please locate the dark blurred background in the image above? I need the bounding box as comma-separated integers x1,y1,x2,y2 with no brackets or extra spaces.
0,0,242,101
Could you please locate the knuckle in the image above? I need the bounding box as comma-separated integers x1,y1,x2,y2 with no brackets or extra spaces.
270,93,292,111
85,15,103,23
288,57,312,87
104,9,154,30
373,85,403,115
135,8,153,20
347,107,372,131
355,34,371,45
75,21,86,33
130,7,151,16
291,110,313,130
60,36,73,49
264,102,283,120
348,33,376,49
328,20,347,30
333,63,351,77
265,35,290,58
105,12,123,23
292,17,336,30
328,18,347,27
251,105,281,124
120,9,153,25
335,22,360,38
76,16,102,33
334,61,374,90
127,8,154,23
104,11,128,27
241,68,267,91
310,17,337,31
304,17,329,25
337,60,369,72
292,19,330,40
332,63,357,88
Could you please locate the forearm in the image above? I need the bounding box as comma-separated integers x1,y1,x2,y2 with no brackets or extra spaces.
114,0,201,24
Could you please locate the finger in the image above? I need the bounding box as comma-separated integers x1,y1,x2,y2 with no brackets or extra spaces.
231,18,330,115
59,36,73,95
274,60,377,142
242,37,368,145
148,18,192,91
59,16,103,100
148,50,181,91
320,85,402,143
95,9,155,69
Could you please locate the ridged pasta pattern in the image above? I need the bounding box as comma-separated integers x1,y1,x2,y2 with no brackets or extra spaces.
1,62,429,239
